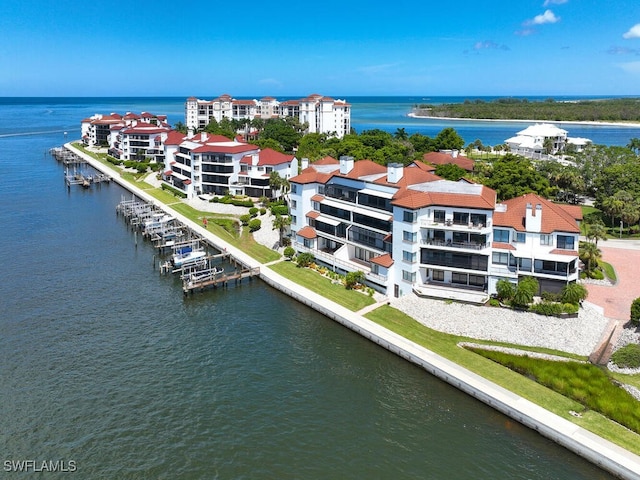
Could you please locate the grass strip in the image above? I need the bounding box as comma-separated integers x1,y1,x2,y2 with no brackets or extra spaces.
268,261,375,312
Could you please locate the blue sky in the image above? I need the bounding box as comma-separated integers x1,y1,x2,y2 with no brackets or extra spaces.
1,0,639,97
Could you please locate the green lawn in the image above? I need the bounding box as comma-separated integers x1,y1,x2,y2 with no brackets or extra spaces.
268,261,375,311
365,305,640,456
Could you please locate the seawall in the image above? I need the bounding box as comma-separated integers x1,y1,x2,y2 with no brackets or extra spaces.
66,143,640,480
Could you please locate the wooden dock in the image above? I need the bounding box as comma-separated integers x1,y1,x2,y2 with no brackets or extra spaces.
65,169,111,188
182,266,260,294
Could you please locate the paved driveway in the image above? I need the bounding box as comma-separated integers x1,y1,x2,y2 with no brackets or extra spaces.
585,244,640,321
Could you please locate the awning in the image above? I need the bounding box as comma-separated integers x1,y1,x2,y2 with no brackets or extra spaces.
319,197,392,221
315,214,341,226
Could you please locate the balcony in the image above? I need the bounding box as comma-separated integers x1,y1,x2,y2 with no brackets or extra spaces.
420,220,491,231
422,239,489,251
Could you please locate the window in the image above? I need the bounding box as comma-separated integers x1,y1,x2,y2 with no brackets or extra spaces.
453,212,469,225
291,200,297,209
557,235,575,250
402,250,417,263
514,232,526,243
452,272,468,285
290,184,298,194
402,270,416,282
433,210,446,223
432,269,445,282
403,230,417,243
403,210,417,223
540,234,552,246
493,229,510,243
492,252,510,265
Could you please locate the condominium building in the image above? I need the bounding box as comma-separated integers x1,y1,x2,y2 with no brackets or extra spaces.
185,93,351,138
289,157,581,300
163,131,297,199
81,112,168,149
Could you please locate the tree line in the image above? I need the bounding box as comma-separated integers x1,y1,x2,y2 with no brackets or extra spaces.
413,97,640,122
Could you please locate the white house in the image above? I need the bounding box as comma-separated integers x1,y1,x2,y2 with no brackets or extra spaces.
505,123,591,157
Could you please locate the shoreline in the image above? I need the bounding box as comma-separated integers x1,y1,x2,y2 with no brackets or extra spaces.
67,143,640,479
407,112,640,128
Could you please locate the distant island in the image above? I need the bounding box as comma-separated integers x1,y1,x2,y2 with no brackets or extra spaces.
411,97,640,123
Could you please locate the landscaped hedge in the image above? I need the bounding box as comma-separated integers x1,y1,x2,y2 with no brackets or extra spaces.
210,195,254,207
161,183,187,198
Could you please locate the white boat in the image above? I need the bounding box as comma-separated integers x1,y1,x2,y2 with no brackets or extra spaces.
171,246,207,267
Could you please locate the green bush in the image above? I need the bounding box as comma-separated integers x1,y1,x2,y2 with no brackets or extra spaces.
495,279,515,301
239,214,251,225
283,246,295,260
260,208,267,215
296,252,315,268
488,298,500,307
563,303,579,314
345,271,365,290
271,205,289,216
560,283,588,305
588,269,605,280
529,301,564,316
611,343,640,368
541,291,561,302
249,207,259,217
248,218,261,232
631,298,640,325
160,183,187,198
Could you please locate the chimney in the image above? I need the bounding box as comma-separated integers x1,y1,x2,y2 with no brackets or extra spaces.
387,162,404,183
452,149,459,158
187,128,194,139
301,157,309,170
339,155,354,174
252,153,259,166
525,202,542,232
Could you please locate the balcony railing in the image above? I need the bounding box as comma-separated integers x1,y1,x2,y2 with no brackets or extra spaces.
422,239,489,251
420,220,491,230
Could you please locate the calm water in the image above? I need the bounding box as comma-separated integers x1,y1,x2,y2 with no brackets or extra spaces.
0,98,619,479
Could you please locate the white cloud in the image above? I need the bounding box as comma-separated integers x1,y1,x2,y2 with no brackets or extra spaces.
619,61,640,74
623,23,640,39
528,9,560,25
473,41,510,51
543,0,567,6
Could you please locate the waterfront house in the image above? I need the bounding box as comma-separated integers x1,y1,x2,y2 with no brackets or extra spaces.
185,93,351,139
289,158,582,300
505,123,592,158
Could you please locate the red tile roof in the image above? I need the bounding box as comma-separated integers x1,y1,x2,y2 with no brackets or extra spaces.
240,148,294,166
370,253,394,268
297,226,317,239
492,242,516,250
192,144,258,154
493,193,580,233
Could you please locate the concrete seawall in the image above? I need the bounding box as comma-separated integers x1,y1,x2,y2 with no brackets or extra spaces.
66,144,640,480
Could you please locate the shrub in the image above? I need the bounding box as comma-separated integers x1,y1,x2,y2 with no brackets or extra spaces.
271,205,289,216
631,297,640,325
541,291,561,302
511,277,538,308
588,269,605,280
345,271,365,290
296,252,315,268
560,283,588,305
518,276,539,296
611,343,640,368
495,279,515,301
210,196,219,203
239,214,251,226
160,183,187,198
249,207,259,217
488,298,500,307
248,218,261,232
562,303,579,314
529,301,563,316
283,246,295,260
260,208,267,215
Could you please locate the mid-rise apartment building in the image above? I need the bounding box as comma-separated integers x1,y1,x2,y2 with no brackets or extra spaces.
185,93,351,138
289,157,581,299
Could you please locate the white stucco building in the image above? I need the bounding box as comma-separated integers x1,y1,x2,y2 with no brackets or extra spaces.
505,123,592,157
289,158,582,300
185,93,351,138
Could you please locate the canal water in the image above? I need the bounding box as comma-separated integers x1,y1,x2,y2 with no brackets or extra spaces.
0,99,617,478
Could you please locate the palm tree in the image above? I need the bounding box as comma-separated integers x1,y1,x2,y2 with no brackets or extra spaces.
579,241,601,273
394,128,408,141
626,137,640,155
269,171,283,200
272,214,291,246
585,222,607,246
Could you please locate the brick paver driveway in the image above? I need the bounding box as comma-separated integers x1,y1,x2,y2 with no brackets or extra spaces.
585,242,640,321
